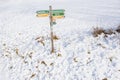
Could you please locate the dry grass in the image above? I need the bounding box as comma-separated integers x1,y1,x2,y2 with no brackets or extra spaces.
35,36,45,46
92,26,119,37
41,61,47,66
116,25,120,33
53,35,59,40
92,27,105,37
102,78,107,80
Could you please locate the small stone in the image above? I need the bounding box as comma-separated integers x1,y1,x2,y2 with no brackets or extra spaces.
109,57,113,62
36,66,38,68
102,78,107,80
88,51,90,54
3,43,6,46
74,57,78,62
9,66,13,69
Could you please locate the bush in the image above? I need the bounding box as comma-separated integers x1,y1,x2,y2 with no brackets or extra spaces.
92,27,105,37
116,25,120,33
92,27,116,37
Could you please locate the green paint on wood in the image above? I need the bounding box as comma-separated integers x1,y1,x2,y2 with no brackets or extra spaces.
52,13,64,16
36,10,49,14
36,9,65,15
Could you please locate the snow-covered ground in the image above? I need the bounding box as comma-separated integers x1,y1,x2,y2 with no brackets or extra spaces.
0,0,120,80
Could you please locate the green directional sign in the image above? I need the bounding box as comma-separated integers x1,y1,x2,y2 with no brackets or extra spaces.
52,12,64,16
36,9,65,17
36,10,49,14
52,9,65,17
36,6,65,53
52,9,65,13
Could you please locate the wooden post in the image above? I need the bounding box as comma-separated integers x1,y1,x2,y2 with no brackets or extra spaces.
49,6,54,53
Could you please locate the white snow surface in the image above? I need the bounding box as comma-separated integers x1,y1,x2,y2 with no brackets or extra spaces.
0,0,120,80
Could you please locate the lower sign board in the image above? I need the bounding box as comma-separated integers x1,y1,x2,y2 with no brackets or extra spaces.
53,16,65,19
36,14,49,17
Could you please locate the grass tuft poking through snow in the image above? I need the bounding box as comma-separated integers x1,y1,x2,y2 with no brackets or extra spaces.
92,26,120,37
116,25,120,33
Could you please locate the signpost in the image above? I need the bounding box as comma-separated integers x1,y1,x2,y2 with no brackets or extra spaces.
36,6,65,53
49,6,54,53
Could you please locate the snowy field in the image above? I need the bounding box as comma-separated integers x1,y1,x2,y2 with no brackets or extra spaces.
0,0,120,80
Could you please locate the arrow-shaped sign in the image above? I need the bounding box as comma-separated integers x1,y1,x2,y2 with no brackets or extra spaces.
36,9,65,18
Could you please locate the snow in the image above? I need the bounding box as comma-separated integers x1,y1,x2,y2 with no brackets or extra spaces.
0,0,120,80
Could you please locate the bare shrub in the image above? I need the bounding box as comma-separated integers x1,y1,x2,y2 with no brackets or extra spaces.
53,35,59,40
92,27,105,37
35,36,45,46
116,25,120,33
92,27,117,37
104,29,115,37
102,78,107,80
106,29,114,34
